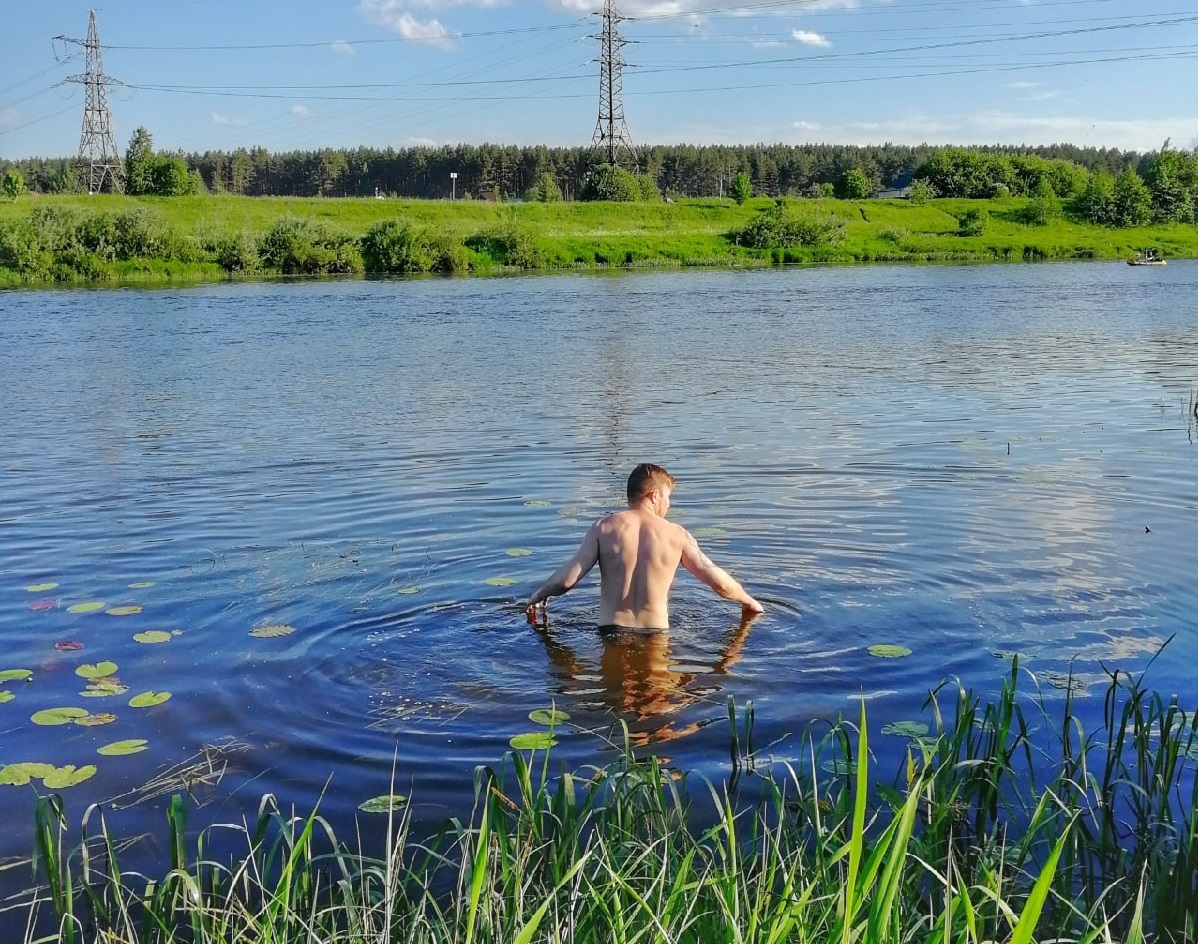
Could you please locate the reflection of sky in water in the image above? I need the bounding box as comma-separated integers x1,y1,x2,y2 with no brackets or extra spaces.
1,263,1196,900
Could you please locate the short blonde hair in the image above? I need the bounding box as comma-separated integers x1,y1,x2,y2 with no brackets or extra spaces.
627,463,676,503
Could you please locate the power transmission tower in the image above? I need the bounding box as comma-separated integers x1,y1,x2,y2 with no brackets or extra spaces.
591,0,637,170
56,10,125,194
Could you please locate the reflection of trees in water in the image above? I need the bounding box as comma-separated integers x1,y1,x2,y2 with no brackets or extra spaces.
532,613,757,747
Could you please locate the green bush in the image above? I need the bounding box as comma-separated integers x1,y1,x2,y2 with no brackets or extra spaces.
736,200,847,250
466,214,543,268
258,217,363,274
525,172,561,204
958,208,988,236
580,164,641,202
208,230,260,272
362,219,468,273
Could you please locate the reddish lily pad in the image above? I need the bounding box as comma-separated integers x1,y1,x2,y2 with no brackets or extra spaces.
55,641,85,652
129,691,171,708
67,601,106,614
106,605,142,617
30,599,58,612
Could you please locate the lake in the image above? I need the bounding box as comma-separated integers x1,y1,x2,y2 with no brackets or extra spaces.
1,262,1196,899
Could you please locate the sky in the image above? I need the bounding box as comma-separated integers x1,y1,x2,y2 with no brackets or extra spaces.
2,0,1197,159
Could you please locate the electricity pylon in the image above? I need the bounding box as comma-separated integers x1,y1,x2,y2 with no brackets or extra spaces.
591,0,637,170
56,10,125,194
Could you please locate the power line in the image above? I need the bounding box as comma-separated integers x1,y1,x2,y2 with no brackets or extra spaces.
56,11,125,193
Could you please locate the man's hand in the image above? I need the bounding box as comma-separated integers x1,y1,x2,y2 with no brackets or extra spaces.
742,596,764,616
526,599,546,627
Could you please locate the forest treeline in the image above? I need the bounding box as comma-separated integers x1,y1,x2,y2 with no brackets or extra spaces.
1,138,1157,202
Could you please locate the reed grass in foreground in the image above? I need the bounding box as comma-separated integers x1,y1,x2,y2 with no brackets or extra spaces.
11,659,1197,943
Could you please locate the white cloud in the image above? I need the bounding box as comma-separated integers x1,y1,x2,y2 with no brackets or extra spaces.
0,107,21,128
793,120,821,131
330,39,356,57
406,136,440,147
557,0,859,15
291,104,313,118
792,30,831,47
358,0,453,46
210,112,247,127
1006,81,1041,90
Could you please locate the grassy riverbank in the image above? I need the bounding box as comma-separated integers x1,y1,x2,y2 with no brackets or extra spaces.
8,661,1197,943
2,193,1197,287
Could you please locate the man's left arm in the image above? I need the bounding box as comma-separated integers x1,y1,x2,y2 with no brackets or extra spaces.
526,523,601,623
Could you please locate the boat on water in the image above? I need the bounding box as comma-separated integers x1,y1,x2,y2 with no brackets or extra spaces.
1128,247,1167,266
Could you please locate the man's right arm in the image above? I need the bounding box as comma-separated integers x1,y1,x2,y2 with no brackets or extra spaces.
679,530,763,614
526,522,602,622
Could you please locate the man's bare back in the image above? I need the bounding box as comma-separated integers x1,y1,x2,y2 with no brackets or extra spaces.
526,464,762,630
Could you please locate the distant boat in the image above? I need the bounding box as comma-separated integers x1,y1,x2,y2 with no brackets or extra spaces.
1128,248,1167,266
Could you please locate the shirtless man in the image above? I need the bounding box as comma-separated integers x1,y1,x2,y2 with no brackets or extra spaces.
525,464,763,630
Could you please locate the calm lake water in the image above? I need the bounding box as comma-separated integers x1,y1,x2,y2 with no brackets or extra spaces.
1,262,1197,895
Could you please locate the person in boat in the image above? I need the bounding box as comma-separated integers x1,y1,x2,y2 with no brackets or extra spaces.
525,463,763,631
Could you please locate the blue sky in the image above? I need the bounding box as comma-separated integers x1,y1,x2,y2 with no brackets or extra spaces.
2,0,1197,159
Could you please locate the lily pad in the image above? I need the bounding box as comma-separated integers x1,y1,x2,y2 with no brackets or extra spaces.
29,599,57,612
249,624,295,638
398,587,420,595
129,582,155,589
358,794,408,813
81,682,129,697
523,500,552,508
67,601,106,614
506,548,533,557
25,582,60,592
509,732,557,751
0,691,14,704
693,526,728,538
55,641,84,652
868,644,913,659
1,762,57,785
32,707,89,726
529,708,570,726
820,758,858,776
133,631,173,644
42,765,97,789
1044,671,1087,693
129,691,171,708
76,662,118,680
0,669,33,683
106,605,142,617
98,739,148,756
881,721,930,739
485,576,518,587
75,712,117,727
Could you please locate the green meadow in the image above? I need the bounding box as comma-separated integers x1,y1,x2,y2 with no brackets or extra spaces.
2,193,1196,287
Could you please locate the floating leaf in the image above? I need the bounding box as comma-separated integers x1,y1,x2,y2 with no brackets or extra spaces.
821,758,857,776
398,587,420,595
42,765,97,789
67,601,106,614
693,526,727,538
30,599,57,612
75,712,117,727
558,506,583,518
24,582,59,593
881,721,930,739
0,692,13,704
134,631,172,644
129,691,171,708
98,739,148,756
1044,671,1088,693
358,794,407,813
249,624,295,638
81,683,128,698
129,582,155,589
485,576,518,587
55,641,84,652
0,669,33,683
868,644,912,659
106,605,142,617
509,732,557,751
523,500,552,508
0,762,56,786
76,662,118,680
32,707,89,726
529,708,570,726
506,548,533,557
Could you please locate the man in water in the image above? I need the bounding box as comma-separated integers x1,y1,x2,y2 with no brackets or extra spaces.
526,463,763,630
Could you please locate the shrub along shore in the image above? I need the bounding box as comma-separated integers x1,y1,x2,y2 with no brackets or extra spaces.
7,661,1197,943
2,193,1197,287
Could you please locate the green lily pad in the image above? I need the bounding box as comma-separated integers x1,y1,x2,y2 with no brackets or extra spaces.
0,762,57,786
75,712,117,727
0,691,13,704
76,662,118,680
398,587,420,595
129,691,171,708
820,758,857,776
358,794,408,813
133,631,173,644
881,721,930,739
129,582,155,589
98,739,148,756
485,576,518,587
523,500,552,508
0,669,33,683
506,548,533,557
32,707,89,726
42,765,97,789
249,624,295,638
81,682,128,697
693,526,727,538
529,708,570,726
868,644,913,659
509,732,557,751
24,582,59,593
106,605,142,616
67,601,106,614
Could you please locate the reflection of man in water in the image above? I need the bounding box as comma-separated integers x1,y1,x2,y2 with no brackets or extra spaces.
525,463,763,630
